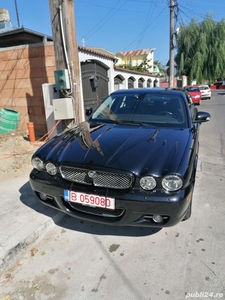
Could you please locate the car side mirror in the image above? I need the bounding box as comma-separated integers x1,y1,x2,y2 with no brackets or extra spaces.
194,111,211,123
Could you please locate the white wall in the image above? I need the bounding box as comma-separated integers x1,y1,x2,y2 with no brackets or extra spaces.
78,49,159,94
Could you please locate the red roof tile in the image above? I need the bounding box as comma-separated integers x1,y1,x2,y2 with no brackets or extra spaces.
116,48,153,57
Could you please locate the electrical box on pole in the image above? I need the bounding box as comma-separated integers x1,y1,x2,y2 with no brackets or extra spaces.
53,98,75,120
54,69,70,90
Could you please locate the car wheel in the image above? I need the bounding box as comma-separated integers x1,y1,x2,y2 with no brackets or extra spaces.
182,198,192,221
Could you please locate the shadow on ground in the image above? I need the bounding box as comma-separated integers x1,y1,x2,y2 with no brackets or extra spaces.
19,181,162,237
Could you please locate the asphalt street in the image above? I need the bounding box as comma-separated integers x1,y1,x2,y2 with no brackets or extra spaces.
0,90,225,300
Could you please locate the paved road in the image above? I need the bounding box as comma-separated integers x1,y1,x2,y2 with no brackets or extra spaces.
0,90,225,300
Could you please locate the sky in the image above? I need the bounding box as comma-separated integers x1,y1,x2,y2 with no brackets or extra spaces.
1,0,225,66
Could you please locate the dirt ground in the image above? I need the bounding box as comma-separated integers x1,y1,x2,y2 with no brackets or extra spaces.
0,130,45,183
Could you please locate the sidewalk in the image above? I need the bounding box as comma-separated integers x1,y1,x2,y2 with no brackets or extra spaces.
0,172,65,274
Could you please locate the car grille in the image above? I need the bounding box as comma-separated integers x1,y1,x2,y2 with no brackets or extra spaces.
65,201,125,218
60,165,133,189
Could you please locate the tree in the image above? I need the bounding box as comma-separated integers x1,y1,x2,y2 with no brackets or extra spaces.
175,15,225,83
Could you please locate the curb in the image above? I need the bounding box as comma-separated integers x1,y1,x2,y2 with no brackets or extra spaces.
0,211,65,275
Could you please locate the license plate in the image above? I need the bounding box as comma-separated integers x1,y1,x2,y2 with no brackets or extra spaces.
64,190,115,210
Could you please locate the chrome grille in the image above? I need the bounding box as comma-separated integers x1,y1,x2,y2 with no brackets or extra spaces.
93,172,131,188
60,166,133,189
60,166,92,185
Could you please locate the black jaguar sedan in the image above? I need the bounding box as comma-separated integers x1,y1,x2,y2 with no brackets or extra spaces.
29,88,210,227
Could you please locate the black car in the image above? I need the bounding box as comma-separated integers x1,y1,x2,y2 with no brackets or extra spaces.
29,88,210,227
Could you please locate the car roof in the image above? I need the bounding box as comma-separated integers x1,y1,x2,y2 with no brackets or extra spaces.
110,88,187,97
184,85,200,90
111,88,165,94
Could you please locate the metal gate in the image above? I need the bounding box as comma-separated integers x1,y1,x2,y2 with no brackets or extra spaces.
81,60,109,110
177,79,182,88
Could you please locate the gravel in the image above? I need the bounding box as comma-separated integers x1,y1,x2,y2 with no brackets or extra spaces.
0,130,44,182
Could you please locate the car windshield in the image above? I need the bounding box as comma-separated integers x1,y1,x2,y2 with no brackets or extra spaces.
185,87,199,92
89,92,188,128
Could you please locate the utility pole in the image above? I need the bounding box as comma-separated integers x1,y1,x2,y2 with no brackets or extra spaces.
169,0,175,88
48,0,83,124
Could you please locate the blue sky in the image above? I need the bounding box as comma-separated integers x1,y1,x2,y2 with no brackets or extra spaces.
1,0,225,66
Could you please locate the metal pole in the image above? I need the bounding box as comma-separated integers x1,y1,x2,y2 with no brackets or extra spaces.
169,0,174,88
14,0,20,28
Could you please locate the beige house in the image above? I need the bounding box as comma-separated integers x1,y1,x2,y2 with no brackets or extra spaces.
115,48,155,73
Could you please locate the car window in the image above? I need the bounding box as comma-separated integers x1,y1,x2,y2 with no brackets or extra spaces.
90,92,188,128
200,85,209,90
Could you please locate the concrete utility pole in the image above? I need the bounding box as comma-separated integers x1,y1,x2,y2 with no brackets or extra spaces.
48,0,83,124
169,0,175,88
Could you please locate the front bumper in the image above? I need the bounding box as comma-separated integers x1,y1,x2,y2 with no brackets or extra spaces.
29,170,194,227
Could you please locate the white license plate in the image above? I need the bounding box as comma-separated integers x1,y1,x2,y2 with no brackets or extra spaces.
64,190,115,210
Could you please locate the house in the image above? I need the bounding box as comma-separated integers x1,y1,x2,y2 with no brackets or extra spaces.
115,48,155,73
0,8,52,47
84,47,116,59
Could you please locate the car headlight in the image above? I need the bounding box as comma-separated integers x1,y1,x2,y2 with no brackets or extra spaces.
46,163,57,175
140,176,157,190
32,157,44,171
162,175,183,192
192,95,200,99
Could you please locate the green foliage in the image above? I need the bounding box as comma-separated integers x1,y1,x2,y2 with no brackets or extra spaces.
175,15,225,83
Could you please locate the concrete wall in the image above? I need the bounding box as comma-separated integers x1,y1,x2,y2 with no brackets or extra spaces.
114,68,157,88
0,42,56,134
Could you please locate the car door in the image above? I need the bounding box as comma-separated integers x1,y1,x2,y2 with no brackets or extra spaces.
188,99,199,182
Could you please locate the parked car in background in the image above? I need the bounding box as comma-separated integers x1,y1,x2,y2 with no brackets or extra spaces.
30,88,210,228
213,81,225,89
184,86,201,105
171,88,194,105
199,84,211,99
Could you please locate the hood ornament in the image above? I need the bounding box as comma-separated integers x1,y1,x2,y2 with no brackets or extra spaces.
88,170,97,178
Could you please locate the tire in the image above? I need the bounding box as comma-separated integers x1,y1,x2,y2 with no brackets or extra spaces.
182,198,192,221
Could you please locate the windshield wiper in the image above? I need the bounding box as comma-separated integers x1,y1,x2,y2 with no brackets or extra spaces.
115,120,155,127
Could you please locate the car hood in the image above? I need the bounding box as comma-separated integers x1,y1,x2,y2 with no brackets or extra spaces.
36,121,191,176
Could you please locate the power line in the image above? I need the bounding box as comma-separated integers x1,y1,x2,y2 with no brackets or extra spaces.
123,6,168,51
83,0,127,40
135,0,157,48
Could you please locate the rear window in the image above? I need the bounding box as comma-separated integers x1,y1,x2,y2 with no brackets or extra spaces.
185,87,200,92
200,85,210,90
